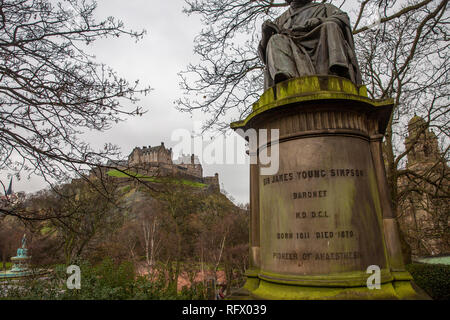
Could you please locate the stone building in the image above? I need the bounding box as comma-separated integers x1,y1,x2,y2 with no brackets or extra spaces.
404,117,441,170
398,116,449,257
128,142,173,167
106,142,219,189
173,153,203,178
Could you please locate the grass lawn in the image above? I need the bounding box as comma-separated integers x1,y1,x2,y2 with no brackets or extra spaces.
416,256,450,265
1,262,12,270
107,169,207,188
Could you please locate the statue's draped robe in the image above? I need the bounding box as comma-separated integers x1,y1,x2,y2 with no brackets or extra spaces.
259,3,362,89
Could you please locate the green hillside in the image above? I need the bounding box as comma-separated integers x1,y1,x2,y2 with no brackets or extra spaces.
106,169,207,188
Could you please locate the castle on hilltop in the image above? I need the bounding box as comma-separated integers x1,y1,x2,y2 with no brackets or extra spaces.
107,142,219,189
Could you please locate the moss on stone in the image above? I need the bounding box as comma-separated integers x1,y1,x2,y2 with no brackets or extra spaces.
243,276,260,292
258,269,393,287
392,280,427,300
246,278,427,300
231,76,393,130
251,278,402,300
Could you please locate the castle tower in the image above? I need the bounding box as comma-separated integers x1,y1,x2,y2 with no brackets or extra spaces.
128,143,173,167
398,115,449,257
405,116,440,169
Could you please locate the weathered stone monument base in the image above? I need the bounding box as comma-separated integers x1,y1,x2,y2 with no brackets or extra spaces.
234,271,422,300
230,76,427,300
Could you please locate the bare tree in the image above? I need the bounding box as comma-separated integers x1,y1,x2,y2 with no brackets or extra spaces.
142,213,160,268
178,0,447,129
0,0,151,218
191,192,248,293
136,199,163,270
356,0,449,258
178,0,449,259
0,215,25,268
27,178,124,264
396,118,449,257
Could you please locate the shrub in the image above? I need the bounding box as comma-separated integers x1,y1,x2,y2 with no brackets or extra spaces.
407,263,450,300
0,259,207,300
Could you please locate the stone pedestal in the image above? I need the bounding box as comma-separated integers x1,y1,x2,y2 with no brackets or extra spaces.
230,76,425,299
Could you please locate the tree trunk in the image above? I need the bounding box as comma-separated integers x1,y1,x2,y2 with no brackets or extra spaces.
2,251,6,271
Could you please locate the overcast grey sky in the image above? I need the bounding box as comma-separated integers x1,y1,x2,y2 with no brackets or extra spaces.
1,0,250,205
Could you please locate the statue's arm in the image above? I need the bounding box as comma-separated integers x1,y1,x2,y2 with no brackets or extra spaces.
322,5,351,27
299,17,323,31
258,20,279,63
295,5,350,32
258,41,267,64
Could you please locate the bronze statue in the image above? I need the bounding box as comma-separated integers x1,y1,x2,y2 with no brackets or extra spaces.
259,0,362,89
21,233,27,248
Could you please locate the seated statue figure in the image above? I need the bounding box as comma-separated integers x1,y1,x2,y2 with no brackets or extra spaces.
258,0,362,89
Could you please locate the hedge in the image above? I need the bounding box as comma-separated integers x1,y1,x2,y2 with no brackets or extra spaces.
406,263,450,300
